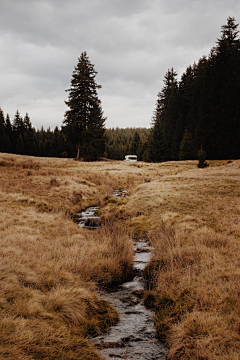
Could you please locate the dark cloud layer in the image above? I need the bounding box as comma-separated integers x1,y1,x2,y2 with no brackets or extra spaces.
0,0,239,129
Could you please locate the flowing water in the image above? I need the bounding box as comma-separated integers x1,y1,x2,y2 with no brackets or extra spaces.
78,197,166,360
78,206,101,228
92,240,166,360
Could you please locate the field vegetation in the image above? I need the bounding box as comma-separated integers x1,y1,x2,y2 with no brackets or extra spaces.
0,153,136,359
0,152,240,359
98,158,240,359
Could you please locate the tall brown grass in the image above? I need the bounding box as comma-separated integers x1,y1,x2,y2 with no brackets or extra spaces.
0,153,135,359
96,158,240,359
1,153,240,359
140,162,240,359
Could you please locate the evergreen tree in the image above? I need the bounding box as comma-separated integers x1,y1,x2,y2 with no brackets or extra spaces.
0,108,6,152
13,110,24,134
16,134,25,155
5,114,13,152
12,110,24,152
149,68,179,161
49,127,66,157
130,131,140,154
63,52,106,160
179,128,196,160
207,17,240,159
22,113,38,155
148,117,168,162
23,113,32,132
197,145,209,168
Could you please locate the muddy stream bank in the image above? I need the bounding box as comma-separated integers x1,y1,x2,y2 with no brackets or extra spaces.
78,191,166,360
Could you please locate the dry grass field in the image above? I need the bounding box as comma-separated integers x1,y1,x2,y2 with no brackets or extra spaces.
0,152,240,359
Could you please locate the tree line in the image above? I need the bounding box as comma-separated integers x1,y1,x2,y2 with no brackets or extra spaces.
0,108,149,159
0,109,73,158
147,17,240,161
105,128,149,160
1,18,240,161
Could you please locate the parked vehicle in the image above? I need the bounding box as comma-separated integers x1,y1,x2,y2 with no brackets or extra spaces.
125,155,137,163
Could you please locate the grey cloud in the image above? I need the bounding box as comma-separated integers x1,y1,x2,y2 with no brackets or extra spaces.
0,0,239,129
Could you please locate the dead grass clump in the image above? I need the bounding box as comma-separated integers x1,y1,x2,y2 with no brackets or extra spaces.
71,190,82,204
66,223,134,286
0,159,15,167
20,161,40,170
50,177,60,187
44,287,119,331
0,220,122,358
167,311,240,360
0,315,103,359
143,218,240,358
99,201,133,224
0,157,40,170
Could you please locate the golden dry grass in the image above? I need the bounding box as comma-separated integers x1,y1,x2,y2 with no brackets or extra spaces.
1,153,240,359
0,153,135,359
97,158,240,359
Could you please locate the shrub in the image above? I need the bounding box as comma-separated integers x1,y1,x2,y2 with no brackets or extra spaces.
197,146,209,168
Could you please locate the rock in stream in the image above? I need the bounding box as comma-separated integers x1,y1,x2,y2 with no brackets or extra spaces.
78,206,101,228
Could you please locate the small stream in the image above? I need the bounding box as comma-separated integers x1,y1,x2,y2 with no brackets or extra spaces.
78,193,166,360
78,206,101,228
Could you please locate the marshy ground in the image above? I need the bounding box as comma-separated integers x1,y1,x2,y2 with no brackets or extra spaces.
0,153,239,359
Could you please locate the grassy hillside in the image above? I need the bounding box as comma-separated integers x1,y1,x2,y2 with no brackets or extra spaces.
0,153,240,359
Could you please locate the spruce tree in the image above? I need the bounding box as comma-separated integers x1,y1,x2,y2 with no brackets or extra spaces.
0,108,6,152
130,131,140,155
23,113,38,155
13,110,24,134
148,119,168,162
16,134,25,155
149,68,179,161
197,145,209,168
208,17,240,159
12,110,24,152
5,114,13,151
63,52,106,160
179,128,196,160
23,113,32,132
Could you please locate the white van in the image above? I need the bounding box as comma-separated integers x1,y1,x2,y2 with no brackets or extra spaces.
125,155,137,163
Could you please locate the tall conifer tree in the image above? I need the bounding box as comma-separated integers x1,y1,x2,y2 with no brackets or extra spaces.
207,17,240,158
63,52,106,160
0,108,6,152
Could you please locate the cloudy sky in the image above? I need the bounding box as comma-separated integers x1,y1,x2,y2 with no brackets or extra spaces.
0,0,239,129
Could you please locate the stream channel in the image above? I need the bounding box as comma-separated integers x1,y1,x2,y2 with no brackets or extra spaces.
78,190,166,360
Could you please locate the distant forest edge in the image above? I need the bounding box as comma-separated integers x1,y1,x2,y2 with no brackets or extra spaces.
0,113,150,160
1,17,240,161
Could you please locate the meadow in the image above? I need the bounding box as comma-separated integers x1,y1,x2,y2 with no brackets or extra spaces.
0,152,240,359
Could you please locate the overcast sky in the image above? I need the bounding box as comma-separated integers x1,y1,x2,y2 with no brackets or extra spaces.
0,0,239,129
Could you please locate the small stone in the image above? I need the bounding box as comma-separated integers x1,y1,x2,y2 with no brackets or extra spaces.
85,217,101,227
136,247,150,253
132,289,144,297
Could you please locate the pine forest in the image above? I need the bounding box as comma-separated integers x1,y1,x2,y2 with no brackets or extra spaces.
0,17,240,162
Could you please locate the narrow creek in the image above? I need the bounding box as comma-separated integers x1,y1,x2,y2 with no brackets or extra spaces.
78,191,166,360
